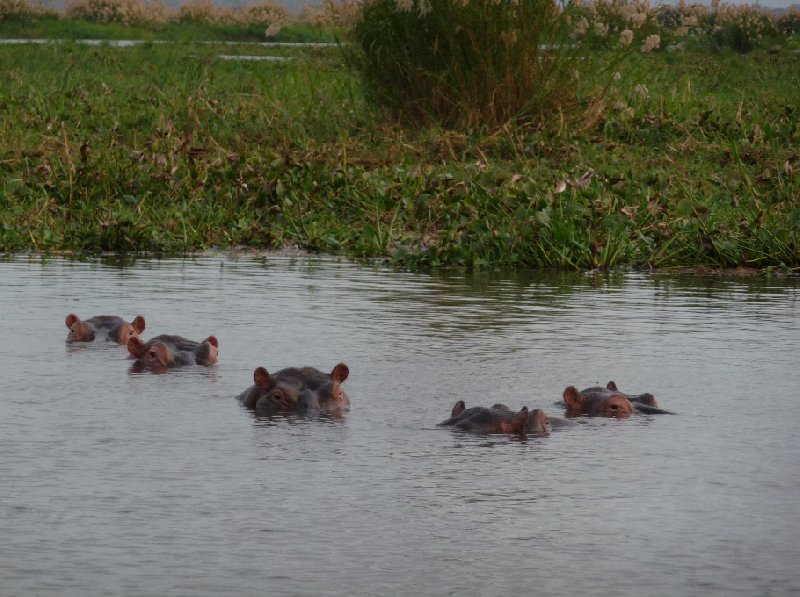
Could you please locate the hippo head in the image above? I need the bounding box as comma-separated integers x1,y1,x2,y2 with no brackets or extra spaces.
66,313,146,344
65,314,94,342
528,408,552,434
114,316,146,344
563,385,634,418
252,363,350,414
128,337,172,369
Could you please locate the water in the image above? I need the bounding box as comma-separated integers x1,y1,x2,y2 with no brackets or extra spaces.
1,254,798,596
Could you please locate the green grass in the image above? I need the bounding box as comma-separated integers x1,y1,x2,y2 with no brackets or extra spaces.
0,18,339,42
0,39,798,269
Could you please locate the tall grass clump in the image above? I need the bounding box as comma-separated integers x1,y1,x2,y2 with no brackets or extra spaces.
172,0,287,26
348,0,613,131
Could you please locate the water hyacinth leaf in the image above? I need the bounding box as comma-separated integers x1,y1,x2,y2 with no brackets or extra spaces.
677,199,694,217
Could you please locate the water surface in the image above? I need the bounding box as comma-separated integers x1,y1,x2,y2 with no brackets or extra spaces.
1,255,798,596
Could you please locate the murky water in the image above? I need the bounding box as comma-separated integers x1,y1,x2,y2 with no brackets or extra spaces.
1,254,798,596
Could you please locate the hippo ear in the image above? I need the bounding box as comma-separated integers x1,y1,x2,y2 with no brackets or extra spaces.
451,400,466,417
204,336,219,348
127,337,145,358
149,343,171,367
331,363,349,383
512,407,529,435
66,313,80,329
563,386,585,410
132,316,146,334
529,408,550,430
254,367,271,389
606,381,618,391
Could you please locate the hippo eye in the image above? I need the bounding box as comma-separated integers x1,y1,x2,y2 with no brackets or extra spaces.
148,350,158,359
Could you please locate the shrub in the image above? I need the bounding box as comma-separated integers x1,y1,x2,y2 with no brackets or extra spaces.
243,1,289,28
298,0,363,29
175,0,236,24
703,4,778,53
776,7,800,35
348,0,612,131
0,0,57,21
64,0,168,25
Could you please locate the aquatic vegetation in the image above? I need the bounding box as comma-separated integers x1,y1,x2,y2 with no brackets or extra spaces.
0,2,798,270
2,0,798,51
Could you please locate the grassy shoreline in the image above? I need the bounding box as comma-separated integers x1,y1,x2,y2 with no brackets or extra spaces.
0,36,798,270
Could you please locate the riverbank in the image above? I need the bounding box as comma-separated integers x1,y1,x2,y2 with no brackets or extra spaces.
0,40,798,269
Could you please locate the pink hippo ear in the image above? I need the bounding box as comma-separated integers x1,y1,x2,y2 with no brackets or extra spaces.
563,386,585,410
127,337,145,359
254,367,272,389
331,363,349,383
606,381,618,391
132,316,146,334
198,336,219,365
147,342,171,368
65,313,80,329
451,400,466,417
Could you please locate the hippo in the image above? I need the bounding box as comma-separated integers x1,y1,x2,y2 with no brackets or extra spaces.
237,363,350,414
65,313,145,344
602,381,673,414
127,334,218,370
438,401,548,436
562,381,673,417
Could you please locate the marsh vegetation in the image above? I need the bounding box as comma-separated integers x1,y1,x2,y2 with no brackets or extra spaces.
1,0,798,268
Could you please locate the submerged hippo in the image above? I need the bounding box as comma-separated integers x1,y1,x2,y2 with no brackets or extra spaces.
66,313,146,344
238,363,350,415
438,401,550,437
603,381,672,413
563,381,673,417
127,334,219,370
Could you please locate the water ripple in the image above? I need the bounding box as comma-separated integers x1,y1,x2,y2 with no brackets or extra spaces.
0,255,798,596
